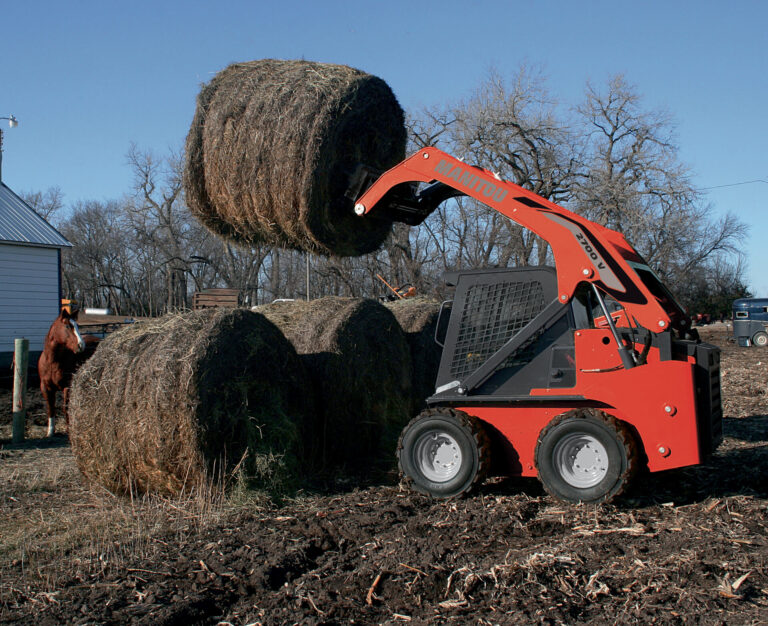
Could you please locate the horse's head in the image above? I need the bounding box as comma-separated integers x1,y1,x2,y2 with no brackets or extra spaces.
52,309,86,354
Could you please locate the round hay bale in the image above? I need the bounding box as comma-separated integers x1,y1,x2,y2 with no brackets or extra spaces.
184,59,406,257
69,308,310,496
255,297,412,472
384,298,443,410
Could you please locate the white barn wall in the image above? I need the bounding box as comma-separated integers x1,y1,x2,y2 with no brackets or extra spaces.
0,243,60,368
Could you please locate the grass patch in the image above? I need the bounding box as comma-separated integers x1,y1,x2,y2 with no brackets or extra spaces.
0,441,278,604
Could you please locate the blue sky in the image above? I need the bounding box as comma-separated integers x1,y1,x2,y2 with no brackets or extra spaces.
1,0,766,294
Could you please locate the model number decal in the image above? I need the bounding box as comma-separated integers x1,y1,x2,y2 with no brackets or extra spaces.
543,214,624,291
575,232,606,270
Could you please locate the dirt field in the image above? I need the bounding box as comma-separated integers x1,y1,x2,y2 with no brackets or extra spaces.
1,325,766,624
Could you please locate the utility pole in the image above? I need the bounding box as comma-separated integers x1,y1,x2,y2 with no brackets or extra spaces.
0,115,20,181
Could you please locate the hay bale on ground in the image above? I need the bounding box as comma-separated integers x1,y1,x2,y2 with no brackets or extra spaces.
69,309,310,496
384,298,443,410
184,59,406,257
256,297,412,472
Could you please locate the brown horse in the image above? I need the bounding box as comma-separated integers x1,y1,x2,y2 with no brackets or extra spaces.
38,309,99,436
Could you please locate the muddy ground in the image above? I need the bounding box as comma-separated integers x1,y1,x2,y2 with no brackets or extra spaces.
0,324,766,624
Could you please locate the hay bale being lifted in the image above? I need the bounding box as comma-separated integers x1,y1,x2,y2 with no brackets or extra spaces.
69,309,310,496
184,59,407,257
256,297,412,472
384,298,443,411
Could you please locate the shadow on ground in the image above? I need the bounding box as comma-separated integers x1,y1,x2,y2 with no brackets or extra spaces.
0,433,69,451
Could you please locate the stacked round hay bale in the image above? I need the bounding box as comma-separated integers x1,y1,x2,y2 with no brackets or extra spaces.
68,309,311,497
384,297,443,411
256,297,412,473
184,59,407,257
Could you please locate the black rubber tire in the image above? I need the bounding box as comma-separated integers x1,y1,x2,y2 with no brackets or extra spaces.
535,409,638,504
397,408,490,498
752,331,768,347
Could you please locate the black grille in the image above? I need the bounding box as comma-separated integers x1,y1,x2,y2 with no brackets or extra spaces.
449,280,546,379
694,343,723,458
706,348,723,447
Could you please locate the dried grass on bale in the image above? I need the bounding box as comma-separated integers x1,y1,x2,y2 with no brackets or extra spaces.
384,297,443,410
68,308,311,497
184,59,407,257
256,297,412,472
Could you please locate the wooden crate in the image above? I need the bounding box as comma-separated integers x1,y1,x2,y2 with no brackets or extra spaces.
192,288,240,310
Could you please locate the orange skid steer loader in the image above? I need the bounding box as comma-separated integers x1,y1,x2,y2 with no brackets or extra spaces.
352,147,722,503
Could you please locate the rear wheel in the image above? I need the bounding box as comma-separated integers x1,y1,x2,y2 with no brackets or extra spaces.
397,409,490,498
752,331,768,347
535,409,638,504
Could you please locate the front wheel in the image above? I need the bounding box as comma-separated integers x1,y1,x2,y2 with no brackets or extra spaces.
535,409,638,504
752,331,768,347
397,409,490,498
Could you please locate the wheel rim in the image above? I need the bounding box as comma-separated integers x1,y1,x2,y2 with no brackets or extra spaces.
755,334,767,346
413,430,463,483
552,432,608,488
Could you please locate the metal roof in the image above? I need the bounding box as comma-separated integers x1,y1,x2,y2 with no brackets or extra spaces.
0,182,71,248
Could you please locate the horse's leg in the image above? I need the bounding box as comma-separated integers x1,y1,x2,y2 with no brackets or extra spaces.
63,387,71,432
42,385,57,437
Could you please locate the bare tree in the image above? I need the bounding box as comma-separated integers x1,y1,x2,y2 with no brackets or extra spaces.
574,75,747,295
404,67,582,272
450,68,580,201
676,254,750,317
125,145,208,311
19,187,64,222
59,200,135,313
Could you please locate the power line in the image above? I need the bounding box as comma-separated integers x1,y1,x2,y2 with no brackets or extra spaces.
699,179,768,191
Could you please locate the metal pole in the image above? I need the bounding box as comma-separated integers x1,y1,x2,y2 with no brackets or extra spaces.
591,284,636,369
0,115,19,182
12,338,29,443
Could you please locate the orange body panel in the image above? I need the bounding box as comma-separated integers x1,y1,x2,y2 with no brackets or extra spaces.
458,405,567,477
458,332,701,478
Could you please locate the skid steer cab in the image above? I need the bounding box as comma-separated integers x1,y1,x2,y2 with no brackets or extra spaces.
354,148,723,504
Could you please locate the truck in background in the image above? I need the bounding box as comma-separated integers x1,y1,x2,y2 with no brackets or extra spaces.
732,298,768,346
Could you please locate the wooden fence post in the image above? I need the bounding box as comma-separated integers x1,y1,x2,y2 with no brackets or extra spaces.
12,338,29,444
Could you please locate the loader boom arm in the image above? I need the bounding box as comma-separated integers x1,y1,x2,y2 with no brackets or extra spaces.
354,147,688,333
